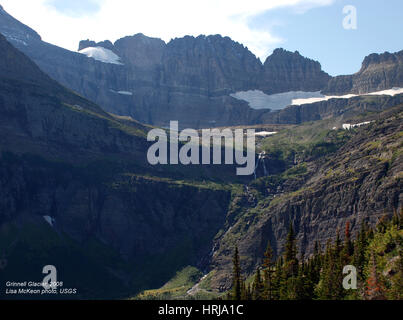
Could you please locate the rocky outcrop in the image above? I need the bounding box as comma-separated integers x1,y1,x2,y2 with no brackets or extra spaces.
324,50,403,95
260,48,331,94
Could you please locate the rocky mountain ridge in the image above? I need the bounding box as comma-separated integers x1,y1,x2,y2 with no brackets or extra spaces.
0,6,327,128
324,50,403,95
1,6,402,129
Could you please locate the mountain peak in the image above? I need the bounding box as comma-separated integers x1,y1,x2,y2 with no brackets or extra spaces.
113,34,166,67
324,49,403,95
78,39,114,51
261,48,330,94
360,50,403,70
265,48,316,66
0,4,41,44
272,47,299,55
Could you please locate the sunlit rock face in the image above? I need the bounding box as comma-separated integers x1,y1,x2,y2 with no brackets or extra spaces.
324,50,403,95
259,48,331,94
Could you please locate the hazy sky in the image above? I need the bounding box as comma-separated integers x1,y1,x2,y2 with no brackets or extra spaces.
1,0,402,75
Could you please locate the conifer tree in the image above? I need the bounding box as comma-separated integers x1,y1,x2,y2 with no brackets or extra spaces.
365,251,385,300
353,221,369,281
262,241,275,300
240,279,248,300
315,239,334,299
332,230,345,299
237,213,402,301
389,250,403,300
252,268,264,300
232,246,242,300
284,223,298,277
271,257,283,300
341,221,353,264
310,241,322,286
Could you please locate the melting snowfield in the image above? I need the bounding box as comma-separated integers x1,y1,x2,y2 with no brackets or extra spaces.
78,47,124,65
230,90,323,110
231,88,403,110
293,87,403,105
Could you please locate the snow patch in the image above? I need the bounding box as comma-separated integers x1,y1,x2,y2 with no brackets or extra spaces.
117,91,133,96
110,89,133,96
2,32,28,46
43,216,55,227
342,121,373,130
231,90,324,110
292,87,403,105
231,88,403,110
292,94,352,105
255,131,277,137
366,87,403,96
78,47,123,65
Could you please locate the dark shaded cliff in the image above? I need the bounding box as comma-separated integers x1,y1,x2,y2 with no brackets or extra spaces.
0,33,234,298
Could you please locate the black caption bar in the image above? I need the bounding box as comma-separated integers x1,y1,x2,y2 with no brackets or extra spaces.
0,300,399,318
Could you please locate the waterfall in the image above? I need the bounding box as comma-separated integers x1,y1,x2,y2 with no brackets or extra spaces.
262,157,268,176
253,151,267,179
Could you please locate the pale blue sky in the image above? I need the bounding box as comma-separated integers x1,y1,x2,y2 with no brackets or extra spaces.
45,0,101,17
250,0,403,75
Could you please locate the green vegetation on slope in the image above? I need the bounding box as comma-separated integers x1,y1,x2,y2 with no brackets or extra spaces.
227,211,403,300
259,119,352,163
134,266,203,300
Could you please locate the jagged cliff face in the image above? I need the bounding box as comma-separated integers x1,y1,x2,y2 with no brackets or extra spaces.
1,6,402,130
161,35,262,94
260,48,331,94
124,35,263,128
324,51,403,95
0,6,334,129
